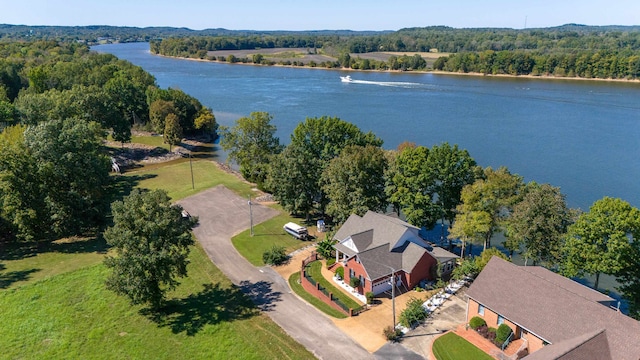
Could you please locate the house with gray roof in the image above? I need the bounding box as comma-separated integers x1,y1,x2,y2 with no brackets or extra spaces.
333,211,458,295
466,256,640,359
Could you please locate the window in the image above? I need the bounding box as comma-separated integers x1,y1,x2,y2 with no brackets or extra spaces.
349,268,355,279
498,315,505,325
478,304,485,316
359,275,365,288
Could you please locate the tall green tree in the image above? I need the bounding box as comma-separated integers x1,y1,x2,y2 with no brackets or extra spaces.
504,182,574,266
449,167,523,251
149,99,177,134
0,125,48,241
561,197,640,291
321,145,388,224
193,107,217,138
219,112,282,185
265,145,318,217
24,118,111,237
426,142,480,226
618,244,640,320
387,145,440,228
104,189,198,310
268,116,382,217
163,113,183,152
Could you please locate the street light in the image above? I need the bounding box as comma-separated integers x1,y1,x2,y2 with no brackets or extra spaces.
248,196,253,236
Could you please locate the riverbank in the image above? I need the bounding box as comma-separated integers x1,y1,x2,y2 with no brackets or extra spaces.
154,52,640,84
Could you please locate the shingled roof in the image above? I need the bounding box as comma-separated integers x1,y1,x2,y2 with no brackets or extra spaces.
466,257,640,360
333,211,457,281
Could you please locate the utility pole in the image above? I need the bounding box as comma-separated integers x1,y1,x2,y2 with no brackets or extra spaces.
189,151,194,189
391,267,396,328
248,196,253,236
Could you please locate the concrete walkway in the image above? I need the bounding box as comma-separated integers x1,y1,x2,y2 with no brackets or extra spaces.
178,186,372,360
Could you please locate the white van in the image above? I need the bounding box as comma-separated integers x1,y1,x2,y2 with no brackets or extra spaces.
283,222,308,240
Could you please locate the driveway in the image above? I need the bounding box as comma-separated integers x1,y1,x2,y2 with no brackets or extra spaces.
178,185,372,360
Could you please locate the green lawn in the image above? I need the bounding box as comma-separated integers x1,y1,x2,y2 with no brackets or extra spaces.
432,332,494,360
0,244,314,359
126,160,255,201
306,260,363,309
131,134,171,150
288,272,347,319
0,151,317,359
231,212,315,266
0,237,107,290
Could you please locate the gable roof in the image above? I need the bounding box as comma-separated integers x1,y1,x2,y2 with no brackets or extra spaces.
466,257,640,360
333,211,423,251
333,211,457,280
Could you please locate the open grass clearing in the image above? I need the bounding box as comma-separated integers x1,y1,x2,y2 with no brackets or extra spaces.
306,260,362,309
125,160,255,201
0,243,314,359
232,211,316,266
432,332,493,360
288,272,348,319
131,134,170,150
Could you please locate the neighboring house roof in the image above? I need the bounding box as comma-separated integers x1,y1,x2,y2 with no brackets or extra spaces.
333,211,457,281
466,257,640,360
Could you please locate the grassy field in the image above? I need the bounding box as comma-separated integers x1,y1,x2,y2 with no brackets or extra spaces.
288,272,348,319
306,261,362,309
0,244,313,359
131,134,170,150
432,332,493,360
231,211,316,266
126,160,255,201
0,147,317,359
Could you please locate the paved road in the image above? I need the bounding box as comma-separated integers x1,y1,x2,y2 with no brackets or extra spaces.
179,186,373,360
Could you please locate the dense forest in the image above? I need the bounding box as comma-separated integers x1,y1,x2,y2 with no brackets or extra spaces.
3,23,640,79
148,25,640,79
0,39,216,242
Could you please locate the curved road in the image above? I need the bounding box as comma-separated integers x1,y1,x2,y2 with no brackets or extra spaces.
179,185,373,360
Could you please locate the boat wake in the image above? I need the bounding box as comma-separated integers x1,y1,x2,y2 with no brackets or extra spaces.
340,75,425,88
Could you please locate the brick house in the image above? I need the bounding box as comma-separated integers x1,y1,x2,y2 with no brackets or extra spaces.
333,211,458,296
466,256,640,359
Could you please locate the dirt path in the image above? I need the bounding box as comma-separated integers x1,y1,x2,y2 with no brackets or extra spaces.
178,186,373,360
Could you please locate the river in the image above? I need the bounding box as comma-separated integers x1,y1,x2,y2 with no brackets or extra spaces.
94,42,640,212
94,42,640,306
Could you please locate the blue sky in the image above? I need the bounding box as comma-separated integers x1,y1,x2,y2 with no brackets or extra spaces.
1,0,638,30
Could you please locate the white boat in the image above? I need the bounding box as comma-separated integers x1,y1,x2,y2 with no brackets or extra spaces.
340,75,353,83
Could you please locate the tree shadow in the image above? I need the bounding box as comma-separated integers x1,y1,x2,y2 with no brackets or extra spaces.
0,236,109,261
0,264,40,289
142,283,260,336
238,280,283,312
106,173,158,205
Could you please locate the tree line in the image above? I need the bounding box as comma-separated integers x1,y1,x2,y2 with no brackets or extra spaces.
221,112,640,319
434,49,640,79
147,25,640,79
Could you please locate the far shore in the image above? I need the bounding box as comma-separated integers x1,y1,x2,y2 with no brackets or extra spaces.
154,53,640,84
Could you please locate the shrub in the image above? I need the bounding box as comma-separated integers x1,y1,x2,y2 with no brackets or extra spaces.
399,297,428,328
262,245,287,265
476,325,488,337
487,327,497,342
350,277,361,288
383,326,402,342
414,286,424,292
496,323,513,344
366,292,374,304
335,266,344,280
469,316,486,330
326,258,336,267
